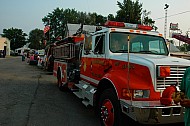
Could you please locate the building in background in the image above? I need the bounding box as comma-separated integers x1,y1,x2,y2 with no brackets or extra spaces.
0,37,10,57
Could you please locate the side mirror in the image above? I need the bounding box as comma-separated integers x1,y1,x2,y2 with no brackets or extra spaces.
84,50,92,55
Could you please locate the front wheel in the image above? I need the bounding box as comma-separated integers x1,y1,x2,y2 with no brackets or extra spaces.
98,88,122,126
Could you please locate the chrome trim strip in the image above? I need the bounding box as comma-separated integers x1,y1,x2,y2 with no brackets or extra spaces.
80,74,99,85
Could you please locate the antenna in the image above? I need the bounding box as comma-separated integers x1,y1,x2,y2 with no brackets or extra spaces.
127,35,132,105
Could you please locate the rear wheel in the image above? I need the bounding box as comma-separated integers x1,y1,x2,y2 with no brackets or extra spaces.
98,88,122,126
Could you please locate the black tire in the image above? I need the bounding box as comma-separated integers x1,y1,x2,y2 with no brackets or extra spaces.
98,88,122,126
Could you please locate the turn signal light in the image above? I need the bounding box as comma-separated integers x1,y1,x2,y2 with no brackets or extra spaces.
122,88,132,98
158,66,170,78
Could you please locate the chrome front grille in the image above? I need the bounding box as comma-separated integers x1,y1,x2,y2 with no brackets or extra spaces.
156,65,189,90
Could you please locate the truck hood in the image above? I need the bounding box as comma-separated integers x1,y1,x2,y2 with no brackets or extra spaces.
110,53,190,66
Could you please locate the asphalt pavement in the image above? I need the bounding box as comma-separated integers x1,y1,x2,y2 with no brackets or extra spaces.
0,56,100,126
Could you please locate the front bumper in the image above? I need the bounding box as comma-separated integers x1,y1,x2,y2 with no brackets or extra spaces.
120,99,184,124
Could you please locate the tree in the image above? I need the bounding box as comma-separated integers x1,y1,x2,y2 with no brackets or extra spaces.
108,14,115,21
116,0,155,27
116,0,142,24
28,29,44,50
42,8,107,45
1,28,27,50
88,12,97,25
96,14,107,25
141,10,157,30
63,8,79,24
179,44,186,52
42,8,67,44
180,43,190,52
186,45,190,51
42,1,157,46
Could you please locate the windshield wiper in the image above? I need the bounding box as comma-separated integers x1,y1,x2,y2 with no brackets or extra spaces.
114,49,128,53
137,51,157,54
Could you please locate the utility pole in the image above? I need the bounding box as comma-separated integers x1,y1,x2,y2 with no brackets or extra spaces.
164,4,169,39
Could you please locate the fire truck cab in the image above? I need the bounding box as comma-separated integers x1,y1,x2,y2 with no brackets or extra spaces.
53,21,190,125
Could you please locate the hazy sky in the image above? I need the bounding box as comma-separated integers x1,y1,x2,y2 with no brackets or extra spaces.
0,0,190,39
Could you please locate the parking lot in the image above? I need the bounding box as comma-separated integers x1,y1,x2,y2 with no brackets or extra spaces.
0,57,100,126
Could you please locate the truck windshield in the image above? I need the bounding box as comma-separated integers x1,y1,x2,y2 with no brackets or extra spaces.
110,32,168,55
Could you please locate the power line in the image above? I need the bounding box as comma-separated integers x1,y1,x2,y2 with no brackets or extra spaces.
154,10,190,20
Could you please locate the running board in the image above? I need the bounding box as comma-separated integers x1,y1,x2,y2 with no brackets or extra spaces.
82,100,90,107
73,92,82,99
72,80,97,106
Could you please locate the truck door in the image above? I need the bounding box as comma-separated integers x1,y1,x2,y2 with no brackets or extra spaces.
91,33,107,82
80,34,94,84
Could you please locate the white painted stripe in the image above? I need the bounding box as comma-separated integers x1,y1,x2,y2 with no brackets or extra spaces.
80,74,99,85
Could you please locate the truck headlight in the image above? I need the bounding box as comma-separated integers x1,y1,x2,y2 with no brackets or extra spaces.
133,90,150,98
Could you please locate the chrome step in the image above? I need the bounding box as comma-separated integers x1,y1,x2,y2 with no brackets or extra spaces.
73,91,82,99
82,100,90,107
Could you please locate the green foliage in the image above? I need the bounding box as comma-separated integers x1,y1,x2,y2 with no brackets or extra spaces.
42,8,71,44
142,10,152,25
180,44,190,52
0,0,156,52
116,0,142,24
42,1,156,45
42,8,67,44
1,28,27,50
108,14,115,21
180,46,185,52
187,44,190,51
141,10,157,30
28,29,44,50
116,0,156,29
42,8,107,44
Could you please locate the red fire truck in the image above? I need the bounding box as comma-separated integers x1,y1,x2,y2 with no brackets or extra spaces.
53,21,190,125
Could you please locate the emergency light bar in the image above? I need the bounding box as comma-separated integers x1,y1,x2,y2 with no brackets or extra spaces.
104,21,153,31
104,21,125,27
